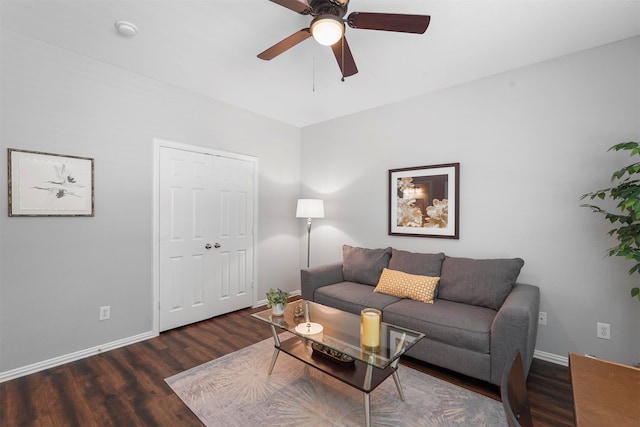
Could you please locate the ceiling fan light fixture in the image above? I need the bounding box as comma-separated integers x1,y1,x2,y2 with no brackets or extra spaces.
310,15,344,46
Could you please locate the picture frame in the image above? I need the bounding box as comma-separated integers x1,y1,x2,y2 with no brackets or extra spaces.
389,163,459,238
388,328,417,357
8,148,94,217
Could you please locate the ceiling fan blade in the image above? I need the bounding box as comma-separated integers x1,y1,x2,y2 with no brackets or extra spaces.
331,36,358,78
258,29,312,60
267,0,312,14
347,12,431,34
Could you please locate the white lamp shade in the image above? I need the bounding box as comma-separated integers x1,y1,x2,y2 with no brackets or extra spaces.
296,199,325,218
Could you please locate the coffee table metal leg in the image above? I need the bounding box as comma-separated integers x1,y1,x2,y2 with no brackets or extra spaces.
390,348,405,401
268,348,280,375
363,363,373,427
267,324,281,375
392,369,405,401
363,393,371,427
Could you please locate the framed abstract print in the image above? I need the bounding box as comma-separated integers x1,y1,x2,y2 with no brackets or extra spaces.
8,148,94,217
389,163,459,238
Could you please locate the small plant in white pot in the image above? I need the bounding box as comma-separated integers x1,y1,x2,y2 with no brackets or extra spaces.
266,288,290,316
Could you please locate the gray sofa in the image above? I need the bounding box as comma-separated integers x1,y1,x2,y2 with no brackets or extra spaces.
301,245,540,386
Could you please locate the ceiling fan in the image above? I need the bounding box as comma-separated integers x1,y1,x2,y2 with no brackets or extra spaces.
257,0,431,79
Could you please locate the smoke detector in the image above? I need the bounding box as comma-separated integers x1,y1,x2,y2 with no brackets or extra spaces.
115,21,138,37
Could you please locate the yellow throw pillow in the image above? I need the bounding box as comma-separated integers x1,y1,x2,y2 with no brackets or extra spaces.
374,268,440,304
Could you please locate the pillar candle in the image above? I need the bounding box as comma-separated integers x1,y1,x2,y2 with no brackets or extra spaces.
361,308,381,350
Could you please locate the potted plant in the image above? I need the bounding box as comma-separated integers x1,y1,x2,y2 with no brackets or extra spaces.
581,141,640,301
266,288,290,315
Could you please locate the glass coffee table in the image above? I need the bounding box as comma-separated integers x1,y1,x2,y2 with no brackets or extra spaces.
252,300,424,427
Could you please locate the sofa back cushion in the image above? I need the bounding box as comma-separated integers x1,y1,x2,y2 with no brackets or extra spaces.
388,249,445,276
438,257,525,310
342,245,392,286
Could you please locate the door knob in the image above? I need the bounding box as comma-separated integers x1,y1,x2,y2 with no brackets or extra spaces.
205,243,212,249
214,243,221,248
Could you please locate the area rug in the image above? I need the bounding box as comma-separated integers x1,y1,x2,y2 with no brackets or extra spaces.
165,335,506,426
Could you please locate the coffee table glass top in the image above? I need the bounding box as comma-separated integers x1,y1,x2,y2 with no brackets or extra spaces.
252,300,424,370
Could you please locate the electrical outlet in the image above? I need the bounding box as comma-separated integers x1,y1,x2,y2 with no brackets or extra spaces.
99,306,111,321
597,322,610,340
538,311,547,325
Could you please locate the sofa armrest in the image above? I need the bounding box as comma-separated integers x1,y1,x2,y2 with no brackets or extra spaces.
490,283,540,385
300,262,344,300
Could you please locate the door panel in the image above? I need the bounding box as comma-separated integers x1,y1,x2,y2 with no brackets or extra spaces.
210,156,254,314
160,147,215,331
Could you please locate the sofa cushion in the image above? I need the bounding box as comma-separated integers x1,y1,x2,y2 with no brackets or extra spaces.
314,281,401,315
388,249,445,277
383,298,497,354
438,257,525,310
342,245,392,286
374,268,439,303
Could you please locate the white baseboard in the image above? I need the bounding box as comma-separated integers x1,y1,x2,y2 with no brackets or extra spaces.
0,330,157,383
533,349,568,366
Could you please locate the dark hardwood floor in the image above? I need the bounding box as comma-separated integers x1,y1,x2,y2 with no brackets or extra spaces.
1,303,574,426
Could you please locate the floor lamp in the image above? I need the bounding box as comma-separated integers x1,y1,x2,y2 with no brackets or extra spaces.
296,199,325,268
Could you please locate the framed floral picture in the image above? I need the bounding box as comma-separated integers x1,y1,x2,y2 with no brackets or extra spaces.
389,163,459,238
8,148,94,216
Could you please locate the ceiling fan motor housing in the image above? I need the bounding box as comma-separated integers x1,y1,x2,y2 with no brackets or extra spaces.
309,0,348,18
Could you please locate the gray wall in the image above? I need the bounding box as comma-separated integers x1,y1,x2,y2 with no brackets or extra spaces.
0,31,301,374
300,37,640,365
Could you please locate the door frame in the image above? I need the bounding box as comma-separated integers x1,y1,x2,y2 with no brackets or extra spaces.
152,138,258,334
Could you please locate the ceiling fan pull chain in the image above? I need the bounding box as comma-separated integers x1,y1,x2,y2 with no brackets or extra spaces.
313,56,316,92
341,36,345,82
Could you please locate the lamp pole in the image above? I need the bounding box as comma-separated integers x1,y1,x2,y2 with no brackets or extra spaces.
296,199,325,269
306,217,312,268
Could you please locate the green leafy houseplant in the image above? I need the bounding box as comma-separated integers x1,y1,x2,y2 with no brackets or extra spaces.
580,141,640,301
266,288,290,308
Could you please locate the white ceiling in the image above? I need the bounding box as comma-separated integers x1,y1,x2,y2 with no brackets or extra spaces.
2,0,639,127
